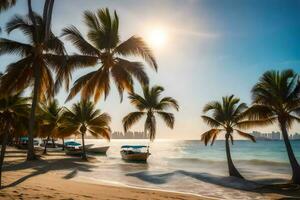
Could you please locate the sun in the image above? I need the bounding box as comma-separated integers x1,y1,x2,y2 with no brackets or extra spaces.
146,28,167,49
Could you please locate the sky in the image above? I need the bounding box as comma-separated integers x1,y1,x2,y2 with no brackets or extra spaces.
0,0,300,139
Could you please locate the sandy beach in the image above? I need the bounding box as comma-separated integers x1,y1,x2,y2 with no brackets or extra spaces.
0,147,210,200
0,147,300,200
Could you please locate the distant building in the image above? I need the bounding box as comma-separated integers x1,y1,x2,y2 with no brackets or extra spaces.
271,131,280,140
111,131,148,139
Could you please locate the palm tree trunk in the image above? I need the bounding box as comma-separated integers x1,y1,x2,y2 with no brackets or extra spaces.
62,137,65,150
81,133,87,160
225,133,244,179
279,120,300,184
0,127,9,188
43,136,50,155
51,138,55,148
27,63,41,161
43,0,55,41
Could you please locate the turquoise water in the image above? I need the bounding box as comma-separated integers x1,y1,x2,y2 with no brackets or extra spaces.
76,139,300,199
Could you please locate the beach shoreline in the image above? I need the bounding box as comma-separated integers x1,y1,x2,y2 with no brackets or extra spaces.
0,147,299,200
0,147,211,200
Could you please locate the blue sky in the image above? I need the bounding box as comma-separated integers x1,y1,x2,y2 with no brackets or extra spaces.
0,0,300,139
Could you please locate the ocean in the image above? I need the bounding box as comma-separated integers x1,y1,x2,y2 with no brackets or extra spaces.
72,139,300,199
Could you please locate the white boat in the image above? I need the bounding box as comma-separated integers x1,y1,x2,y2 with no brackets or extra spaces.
64,141,93,156
120,145,150,162
87,146,109,154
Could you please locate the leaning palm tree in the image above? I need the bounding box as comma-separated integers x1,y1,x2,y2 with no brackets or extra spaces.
0,14,65,160
201,95,256,179
0,93,30,188
37,99,63,154
244,69,300,184
123,85,179,141
59,100,111,160
60,8,157,103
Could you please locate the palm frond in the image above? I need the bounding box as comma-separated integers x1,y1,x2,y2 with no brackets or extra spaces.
0,0,16,12
0,38,32,56
235,129,256,142
114,36,157,70
62,25,99,56
122,111,145,132
156,97,179,111
116,58,149,86
201,115,222,128
66,71,97,102
200,129,222,146
157,111,174,129
235,117,277,129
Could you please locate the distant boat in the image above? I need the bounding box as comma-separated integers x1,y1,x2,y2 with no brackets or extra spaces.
64,141,93,156
120,145,150,162
87,146,110,154
15,137,40,150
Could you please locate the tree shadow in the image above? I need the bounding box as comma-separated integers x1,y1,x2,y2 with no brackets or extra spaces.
126,170,300,198
2,157,96,189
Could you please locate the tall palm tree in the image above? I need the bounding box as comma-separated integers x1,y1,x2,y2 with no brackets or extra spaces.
60,8,157,103
123,85,179,141
0,14,65,160
38,99,62,154
201,95,256,179
59,100,111,160
0,93,30,188
244,69,300,184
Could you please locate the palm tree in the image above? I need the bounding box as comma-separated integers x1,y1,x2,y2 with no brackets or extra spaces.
61,8,157,103
38,99,63,154
201,95,256,179
244,69,300,184
0,93,30,188
0,14,65,160
122,85,179,141
59,100,111,160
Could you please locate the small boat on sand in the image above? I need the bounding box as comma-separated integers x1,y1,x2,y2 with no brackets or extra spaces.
120,145,150,162
87,146,110,154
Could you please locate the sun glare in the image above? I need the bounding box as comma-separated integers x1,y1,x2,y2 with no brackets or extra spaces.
146,28,167,49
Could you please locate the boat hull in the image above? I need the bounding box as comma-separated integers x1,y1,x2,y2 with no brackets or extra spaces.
87,146,109,154
121,151,150,162
65,149,82,156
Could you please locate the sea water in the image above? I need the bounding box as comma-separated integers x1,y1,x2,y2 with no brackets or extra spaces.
72,139,300,199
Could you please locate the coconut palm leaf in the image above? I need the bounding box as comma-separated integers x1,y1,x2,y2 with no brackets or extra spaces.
157,111,174,129
114,36,157,70
235,129,256,142
0,38,32,56
63,8,156,102
123,111,145,132
201,115,222,128
0,0,16,12
201,129,222,145
62,26,99,56
156,97,179,111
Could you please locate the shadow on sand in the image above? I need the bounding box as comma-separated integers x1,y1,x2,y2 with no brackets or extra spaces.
2,151,96,189
126,170,300,199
